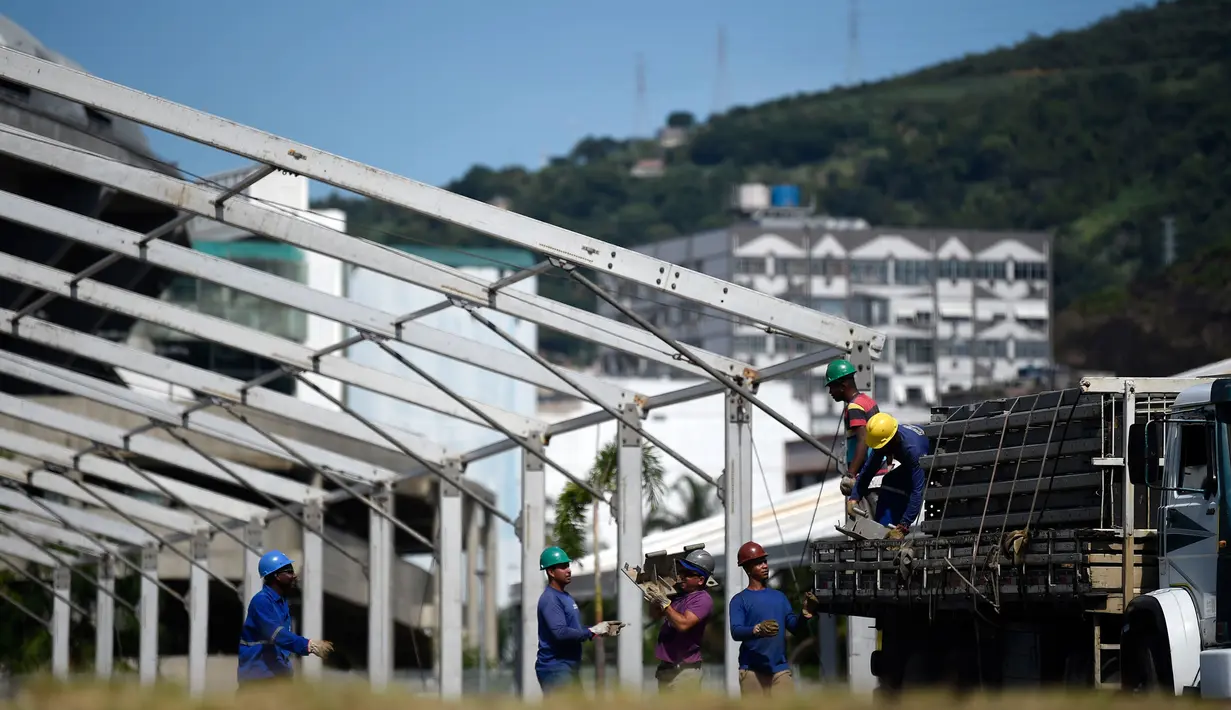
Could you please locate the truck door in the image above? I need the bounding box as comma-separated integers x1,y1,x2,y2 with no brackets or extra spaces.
1160,416,1219,624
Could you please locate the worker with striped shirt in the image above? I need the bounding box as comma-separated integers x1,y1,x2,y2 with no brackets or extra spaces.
824,359,887,503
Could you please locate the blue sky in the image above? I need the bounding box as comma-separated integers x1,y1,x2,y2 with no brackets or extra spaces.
6,0,1149,198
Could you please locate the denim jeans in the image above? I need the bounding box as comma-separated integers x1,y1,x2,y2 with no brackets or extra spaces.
536,665,580,693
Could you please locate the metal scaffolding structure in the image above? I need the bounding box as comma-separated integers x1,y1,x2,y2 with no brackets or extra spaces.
0,45,885,697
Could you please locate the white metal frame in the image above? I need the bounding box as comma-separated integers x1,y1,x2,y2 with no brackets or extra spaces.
0,45,885,697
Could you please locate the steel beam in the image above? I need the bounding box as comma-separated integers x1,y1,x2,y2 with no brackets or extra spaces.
0,124,749,378
437,466,464,699
723,390,754,697
465,502,481,651
243,517,264,615
51,565,70,680
0,188,634,408
482,514,498,665
0,49,886,354
300,499,324,681
518,441,545,702
188,531,210,697
368,483,393,692
95,555,115,679
0,251,543,437
138,543,158,685
615,402,643,693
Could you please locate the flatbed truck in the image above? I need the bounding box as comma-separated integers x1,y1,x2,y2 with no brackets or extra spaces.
810,376,1231,697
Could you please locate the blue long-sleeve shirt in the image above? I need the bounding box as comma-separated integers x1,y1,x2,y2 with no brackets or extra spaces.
237,585,310,682
536,586,593,671
851,423,930,526
729,587,807,674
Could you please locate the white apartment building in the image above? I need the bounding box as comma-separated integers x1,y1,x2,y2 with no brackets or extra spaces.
596,216,1053,438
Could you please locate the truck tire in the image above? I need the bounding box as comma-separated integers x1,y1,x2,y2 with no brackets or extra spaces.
1122,630,1163,692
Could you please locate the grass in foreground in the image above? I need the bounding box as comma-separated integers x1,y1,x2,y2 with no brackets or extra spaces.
0,679,1205,710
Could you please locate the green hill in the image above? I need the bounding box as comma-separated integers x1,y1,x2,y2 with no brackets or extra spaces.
312,0,1231,373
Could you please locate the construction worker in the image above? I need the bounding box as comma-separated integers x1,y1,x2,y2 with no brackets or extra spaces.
846,412,930,540
824,358,886,502
728,541,819,696
536,546,624,693
645,548,715,692
237,550,334,686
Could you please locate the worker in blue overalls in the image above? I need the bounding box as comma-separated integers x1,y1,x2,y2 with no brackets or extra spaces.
238,550,334,685
845,412,930,540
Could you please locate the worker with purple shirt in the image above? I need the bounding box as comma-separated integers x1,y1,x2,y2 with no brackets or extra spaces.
645,548,716,691
728,541,821,696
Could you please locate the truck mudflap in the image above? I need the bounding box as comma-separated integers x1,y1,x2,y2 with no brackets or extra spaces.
812,528,1156,614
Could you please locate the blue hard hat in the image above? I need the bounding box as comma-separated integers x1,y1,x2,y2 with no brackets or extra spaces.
679,559,710,578
258,550,295,578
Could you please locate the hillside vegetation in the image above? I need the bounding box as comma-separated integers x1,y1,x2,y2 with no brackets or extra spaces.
313,0,1231,374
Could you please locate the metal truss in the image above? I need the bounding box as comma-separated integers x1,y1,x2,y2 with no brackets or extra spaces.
0,46,886,699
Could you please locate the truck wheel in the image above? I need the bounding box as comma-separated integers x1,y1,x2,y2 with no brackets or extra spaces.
1123,633,1162,692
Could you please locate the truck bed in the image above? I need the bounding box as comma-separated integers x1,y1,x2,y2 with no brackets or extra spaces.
812,528,1157,614
811,383,1175,615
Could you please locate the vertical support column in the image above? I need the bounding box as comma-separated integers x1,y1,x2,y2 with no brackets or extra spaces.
368,483,394,692
51,565,70,680
188,531,211,697
243,516,264,612
519,439,546,702
483,513,499,665
139,542,160,686
847,341,878,693
1122,380,1137,605
466,498,482,651
616,402,643,693
818,614,839,682
438,465,465,699
302,498,325,680
723,389,754,697
95,555,116,679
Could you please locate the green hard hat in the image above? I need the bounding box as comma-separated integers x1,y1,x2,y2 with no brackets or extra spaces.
824,359,858,385
539,546,571,570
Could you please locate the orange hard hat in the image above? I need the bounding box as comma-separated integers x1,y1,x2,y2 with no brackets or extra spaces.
737,541,767,567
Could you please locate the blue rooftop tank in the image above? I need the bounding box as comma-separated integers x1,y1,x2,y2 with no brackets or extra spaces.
770,184,801,208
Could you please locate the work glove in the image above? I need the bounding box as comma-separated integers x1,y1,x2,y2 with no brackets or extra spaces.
752,620,780,638
845,498,860,519
885,525,906,541
645,588,671,610
802,591,821,617
839,475,855,496
307,639,334,660
589,621,626,637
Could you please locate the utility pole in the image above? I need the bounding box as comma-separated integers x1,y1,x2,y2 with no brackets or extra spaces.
1162,216,1177,267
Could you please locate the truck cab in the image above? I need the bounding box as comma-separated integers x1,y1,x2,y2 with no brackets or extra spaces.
1124,378,1231,696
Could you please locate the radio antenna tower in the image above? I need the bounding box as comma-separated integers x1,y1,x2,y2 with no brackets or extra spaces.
846,0,861,85
635,52,647,138
714,26,729,115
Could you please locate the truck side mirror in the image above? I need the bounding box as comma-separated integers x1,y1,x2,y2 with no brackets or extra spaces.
1127,420,1164,487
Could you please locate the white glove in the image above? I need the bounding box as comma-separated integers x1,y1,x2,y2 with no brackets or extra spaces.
645,589,670,610
589,620,626,637
839,476,855,496
307,639,334,659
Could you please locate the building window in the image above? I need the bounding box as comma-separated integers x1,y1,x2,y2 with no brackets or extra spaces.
733,335,767,354
1016,340,1050,359
735,257,767,275
898,339,935,365
811,298,847,317
777,257,812,276
1015,261,1048,281
873,378,891,403
776,336,803,356
973,340,1008,359
894,260,933,285
939,259,970,280
972,261,1008,280
905,387,926,406
939,340,971,358
849,260,888,284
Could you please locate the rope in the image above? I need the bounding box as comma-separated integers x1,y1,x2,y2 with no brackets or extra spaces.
968,398,1021,583
751,434,798,589
795,416,848,572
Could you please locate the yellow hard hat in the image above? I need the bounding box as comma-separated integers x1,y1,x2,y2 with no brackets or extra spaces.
865,412,899,450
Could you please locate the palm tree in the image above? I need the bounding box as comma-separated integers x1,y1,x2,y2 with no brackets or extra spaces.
645,477,720,532
552,438,666,684
551,439,667,560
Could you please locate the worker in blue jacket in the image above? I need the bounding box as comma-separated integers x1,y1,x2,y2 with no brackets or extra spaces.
237,550,334,685
535,546,624,693
728,540,819,695
846,412,931,540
